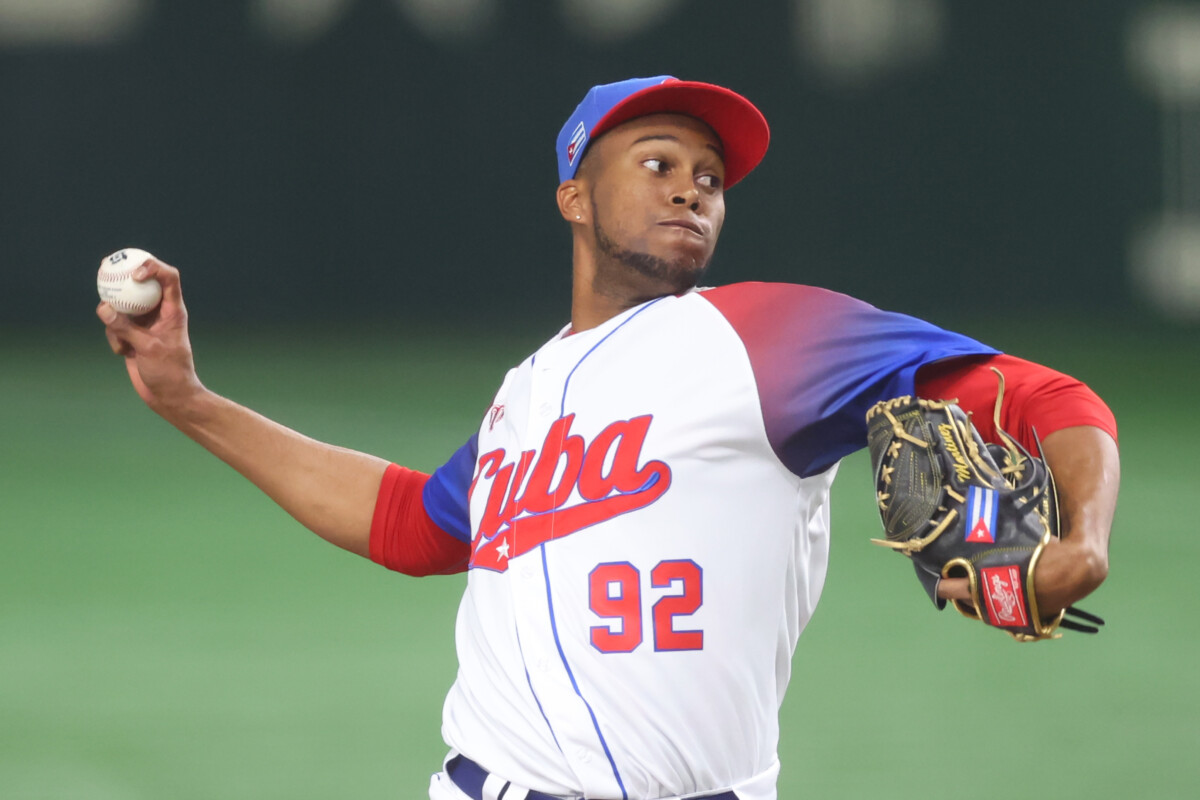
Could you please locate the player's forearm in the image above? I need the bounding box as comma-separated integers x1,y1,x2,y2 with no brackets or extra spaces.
163,388,387,557
1033,425,1120,610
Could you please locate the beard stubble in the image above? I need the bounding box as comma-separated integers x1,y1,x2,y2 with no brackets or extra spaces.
591,211,712,300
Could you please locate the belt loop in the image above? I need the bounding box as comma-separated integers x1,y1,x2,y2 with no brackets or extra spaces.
481,773,508,800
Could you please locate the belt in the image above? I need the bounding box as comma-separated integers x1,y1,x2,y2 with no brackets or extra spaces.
446,755,739,800
447,755,564,800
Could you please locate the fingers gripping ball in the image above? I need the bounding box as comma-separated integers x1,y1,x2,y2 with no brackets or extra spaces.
97,248,162,315
864,373,1105,641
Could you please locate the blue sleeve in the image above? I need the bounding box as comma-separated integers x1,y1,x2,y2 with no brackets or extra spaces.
421,434,478,543
702,282,1000,478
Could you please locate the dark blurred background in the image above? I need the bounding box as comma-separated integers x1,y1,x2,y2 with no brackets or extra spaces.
3,3,1199,799
3,0,1197,329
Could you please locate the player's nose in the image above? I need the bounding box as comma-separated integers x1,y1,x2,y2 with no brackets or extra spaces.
670,185,701,211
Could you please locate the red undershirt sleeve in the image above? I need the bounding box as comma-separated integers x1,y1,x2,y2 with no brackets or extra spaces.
915,353,1118,452
369,463,471,576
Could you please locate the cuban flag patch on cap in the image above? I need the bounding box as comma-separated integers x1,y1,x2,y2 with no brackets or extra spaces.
566,121,587,166
965,485,998,543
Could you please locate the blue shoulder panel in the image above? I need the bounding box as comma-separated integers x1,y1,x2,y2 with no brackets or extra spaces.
421,434,479,543
702,282,999,478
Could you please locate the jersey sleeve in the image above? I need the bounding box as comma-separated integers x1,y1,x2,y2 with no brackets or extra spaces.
916,353,1118,450
370,464,470,576
700,282,999,478
368,434,480,576
422,433,479,543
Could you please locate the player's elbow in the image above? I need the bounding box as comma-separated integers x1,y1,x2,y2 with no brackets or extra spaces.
1079,547,1109,593
1065,542,1109,601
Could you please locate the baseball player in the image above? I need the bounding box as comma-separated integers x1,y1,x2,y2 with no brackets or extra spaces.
98,77,1119,800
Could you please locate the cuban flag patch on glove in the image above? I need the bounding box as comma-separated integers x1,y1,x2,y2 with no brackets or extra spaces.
965,486,997,543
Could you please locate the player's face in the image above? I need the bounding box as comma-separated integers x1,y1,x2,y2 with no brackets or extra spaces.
585,114,727,296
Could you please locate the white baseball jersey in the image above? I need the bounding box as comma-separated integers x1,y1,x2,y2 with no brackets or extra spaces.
421,282,994,800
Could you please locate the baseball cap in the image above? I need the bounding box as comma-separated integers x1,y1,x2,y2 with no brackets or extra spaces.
556,76,770,188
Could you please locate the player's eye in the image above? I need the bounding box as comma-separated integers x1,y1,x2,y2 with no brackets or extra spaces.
698,174,722,190
642,158,668,173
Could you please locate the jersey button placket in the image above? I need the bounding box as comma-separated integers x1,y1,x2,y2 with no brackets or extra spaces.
512,341,618,791
528,353,563,430
508,352,562,735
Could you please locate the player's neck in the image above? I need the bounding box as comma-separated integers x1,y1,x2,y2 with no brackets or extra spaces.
571,243,679,332
571,288,637,332
571,241,627,332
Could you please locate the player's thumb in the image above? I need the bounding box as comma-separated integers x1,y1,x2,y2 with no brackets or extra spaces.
98,302,154,351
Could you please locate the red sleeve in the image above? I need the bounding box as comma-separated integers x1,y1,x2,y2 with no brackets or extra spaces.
916,353,1118,451
369,463,471,576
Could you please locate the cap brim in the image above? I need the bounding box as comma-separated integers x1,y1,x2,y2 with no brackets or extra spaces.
590,80,770,188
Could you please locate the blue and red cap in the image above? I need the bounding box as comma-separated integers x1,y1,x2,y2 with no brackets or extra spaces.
556,76,770,189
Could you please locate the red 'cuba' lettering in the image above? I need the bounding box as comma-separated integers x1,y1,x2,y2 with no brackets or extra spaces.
469,414,671,571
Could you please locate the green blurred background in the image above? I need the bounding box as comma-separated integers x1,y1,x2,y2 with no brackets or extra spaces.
3,1,1199,798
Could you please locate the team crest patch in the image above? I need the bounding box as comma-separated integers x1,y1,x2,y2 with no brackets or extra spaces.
567,121,587,166
964,485,997,543
980,565,1029,628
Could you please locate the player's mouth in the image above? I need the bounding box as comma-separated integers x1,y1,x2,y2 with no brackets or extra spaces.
658,219,706,237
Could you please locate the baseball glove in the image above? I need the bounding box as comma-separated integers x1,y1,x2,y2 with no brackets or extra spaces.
865,369,1104,641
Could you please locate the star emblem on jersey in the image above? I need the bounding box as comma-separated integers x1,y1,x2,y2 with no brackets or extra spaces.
468,413,672,572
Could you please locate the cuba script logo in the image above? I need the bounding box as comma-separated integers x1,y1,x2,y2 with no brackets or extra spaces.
468,413,671,571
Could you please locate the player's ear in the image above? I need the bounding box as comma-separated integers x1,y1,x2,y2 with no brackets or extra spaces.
557,180,590,226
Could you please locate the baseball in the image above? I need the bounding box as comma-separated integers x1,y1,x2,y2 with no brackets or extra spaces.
97,248,163,315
